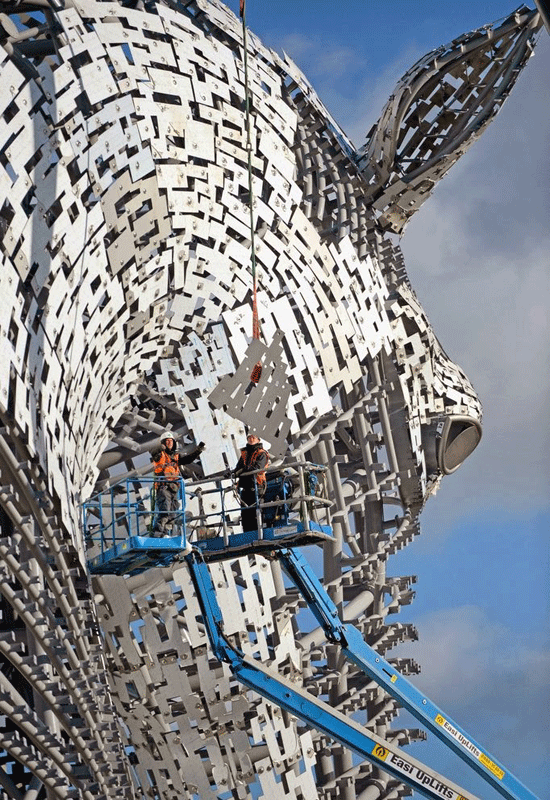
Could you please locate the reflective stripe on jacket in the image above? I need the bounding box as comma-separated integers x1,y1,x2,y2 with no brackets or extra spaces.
153,450,180,482
239,446,269,486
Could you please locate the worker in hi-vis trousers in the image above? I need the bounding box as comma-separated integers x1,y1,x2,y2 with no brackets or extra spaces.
151,431,204,535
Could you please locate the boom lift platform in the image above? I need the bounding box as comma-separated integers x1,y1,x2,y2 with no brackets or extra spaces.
84,463,332,575
84,464,538,800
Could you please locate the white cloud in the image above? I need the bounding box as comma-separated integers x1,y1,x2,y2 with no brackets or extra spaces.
394,605,550,765
265,27,424,148
400,37,550,516
263,22,550,522
277,32,363,83
258,11,550,792
343,44,424,147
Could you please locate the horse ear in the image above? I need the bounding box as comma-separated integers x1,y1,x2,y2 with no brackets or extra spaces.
354,8,541,234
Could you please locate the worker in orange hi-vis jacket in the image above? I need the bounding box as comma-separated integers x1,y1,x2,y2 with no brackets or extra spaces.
234,433,269,533
151,431,204,535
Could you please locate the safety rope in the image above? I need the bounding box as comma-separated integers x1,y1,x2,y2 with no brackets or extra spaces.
240,0,262,384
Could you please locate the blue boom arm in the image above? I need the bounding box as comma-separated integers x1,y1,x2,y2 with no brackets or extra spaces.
185,548,480,800
185,546,539,800
84,471,539,800
278,548,537,800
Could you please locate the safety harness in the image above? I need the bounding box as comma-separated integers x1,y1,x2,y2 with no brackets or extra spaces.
153,450,181,488
239,445,269,487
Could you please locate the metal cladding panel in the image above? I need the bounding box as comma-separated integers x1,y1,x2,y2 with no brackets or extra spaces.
0,1,542,799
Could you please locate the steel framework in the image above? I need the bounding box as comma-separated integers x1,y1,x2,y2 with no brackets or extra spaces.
0,2,543,799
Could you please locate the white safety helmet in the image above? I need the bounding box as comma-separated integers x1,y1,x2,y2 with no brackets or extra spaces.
160,430,176,444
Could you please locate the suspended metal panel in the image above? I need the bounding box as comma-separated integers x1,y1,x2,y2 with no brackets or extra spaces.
0,1,543,799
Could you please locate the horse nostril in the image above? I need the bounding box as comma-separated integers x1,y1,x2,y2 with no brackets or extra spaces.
441,417,482,473
422,415,482,475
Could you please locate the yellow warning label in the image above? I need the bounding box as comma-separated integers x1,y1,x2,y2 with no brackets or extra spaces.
479,752,505,780
372,744,389,762
435,714,504,779
390,674,398,683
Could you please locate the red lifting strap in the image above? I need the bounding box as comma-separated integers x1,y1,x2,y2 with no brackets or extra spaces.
251,281,262,383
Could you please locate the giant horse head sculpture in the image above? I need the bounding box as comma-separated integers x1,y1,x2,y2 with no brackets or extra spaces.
0,1,542,798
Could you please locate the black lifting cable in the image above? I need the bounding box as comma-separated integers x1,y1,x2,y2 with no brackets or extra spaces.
240,0,263,385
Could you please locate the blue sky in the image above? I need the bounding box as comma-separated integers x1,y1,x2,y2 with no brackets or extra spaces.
225,2,550,798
